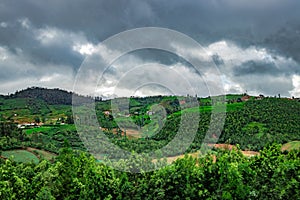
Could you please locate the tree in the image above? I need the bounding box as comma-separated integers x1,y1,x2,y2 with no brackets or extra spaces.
66,114,74,124
34,116,41,124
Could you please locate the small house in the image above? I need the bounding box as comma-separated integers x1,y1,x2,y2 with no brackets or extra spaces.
241,95,251,101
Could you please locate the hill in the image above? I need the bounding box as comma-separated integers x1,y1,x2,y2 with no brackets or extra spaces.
12,87,75,105
0,88,299,155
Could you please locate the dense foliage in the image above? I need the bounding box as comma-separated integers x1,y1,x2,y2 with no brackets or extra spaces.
0,145,299,199
1,96,299,155
148,98,300,152
11,87,98,105
221,98,300,150
12,87,75,105
0,122,83,154
0,89,299,199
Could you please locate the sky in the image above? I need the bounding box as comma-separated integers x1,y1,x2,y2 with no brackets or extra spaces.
0,0,299,98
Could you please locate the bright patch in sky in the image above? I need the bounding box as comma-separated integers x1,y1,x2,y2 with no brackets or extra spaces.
290,75,300,97
73,43,96,55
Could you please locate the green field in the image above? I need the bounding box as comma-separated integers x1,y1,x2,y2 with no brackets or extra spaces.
172,102,245,116
1,150,39,164
24,126,54,134
24,124,76,135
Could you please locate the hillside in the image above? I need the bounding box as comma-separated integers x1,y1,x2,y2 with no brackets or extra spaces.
0,88,299,155
0,89,299,199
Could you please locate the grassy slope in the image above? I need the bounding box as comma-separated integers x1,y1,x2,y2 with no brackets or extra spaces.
24,124,76,134
172,102,245,116
1,150,39,164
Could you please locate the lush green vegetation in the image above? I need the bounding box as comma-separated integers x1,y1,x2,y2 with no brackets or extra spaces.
0,88,299,199
0,145,299,199
1,93,299,154
24,126,54,135
13,87,76,105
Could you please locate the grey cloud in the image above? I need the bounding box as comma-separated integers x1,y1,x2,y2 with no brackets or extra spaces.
234,61,280,76
264,23,300,62
234,75,294,97
1,0,300,58
1,0,300,42
233,58,299,77
212,54,224,66
0,0,300,96
0,19,84,70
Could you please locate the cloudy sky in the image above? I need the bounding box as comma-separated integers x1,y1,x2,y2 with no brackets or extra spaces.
0,0,299,97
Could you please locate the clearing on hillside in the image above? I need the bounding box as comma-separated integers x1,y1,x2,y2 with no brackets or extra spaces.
1,150,39,164
281,141,300,151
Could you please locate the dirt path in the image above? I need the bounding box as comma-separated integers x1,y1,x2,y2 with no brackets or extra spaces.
26,147,57,160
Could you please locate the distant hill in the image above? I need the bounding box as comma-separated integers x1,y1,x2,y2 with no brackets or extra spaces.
12,87,75,105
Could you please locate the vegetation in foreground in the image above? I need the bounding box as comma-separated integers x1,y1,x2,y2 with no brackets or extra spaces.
0,145,299,199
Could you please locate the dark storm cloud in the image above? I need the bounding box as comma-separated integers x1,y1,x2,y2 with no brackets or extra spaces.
0,19,84,72
1,0,300,46
0,0,300,96
264,23,300,62
234,61,283,76
0,0,157,42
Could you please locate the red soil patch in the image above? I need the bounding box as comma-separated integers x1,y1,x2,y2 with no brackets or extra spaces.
208,143,237,150
281,141,300,152
124,129,142,139
0,155,7,160
241,151,259,157
281,146,290,152
102,128,142,139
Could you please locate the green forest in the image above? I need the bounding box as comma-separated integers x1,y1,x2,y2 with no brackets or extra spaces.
0,87,299,199
0,145,299,199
